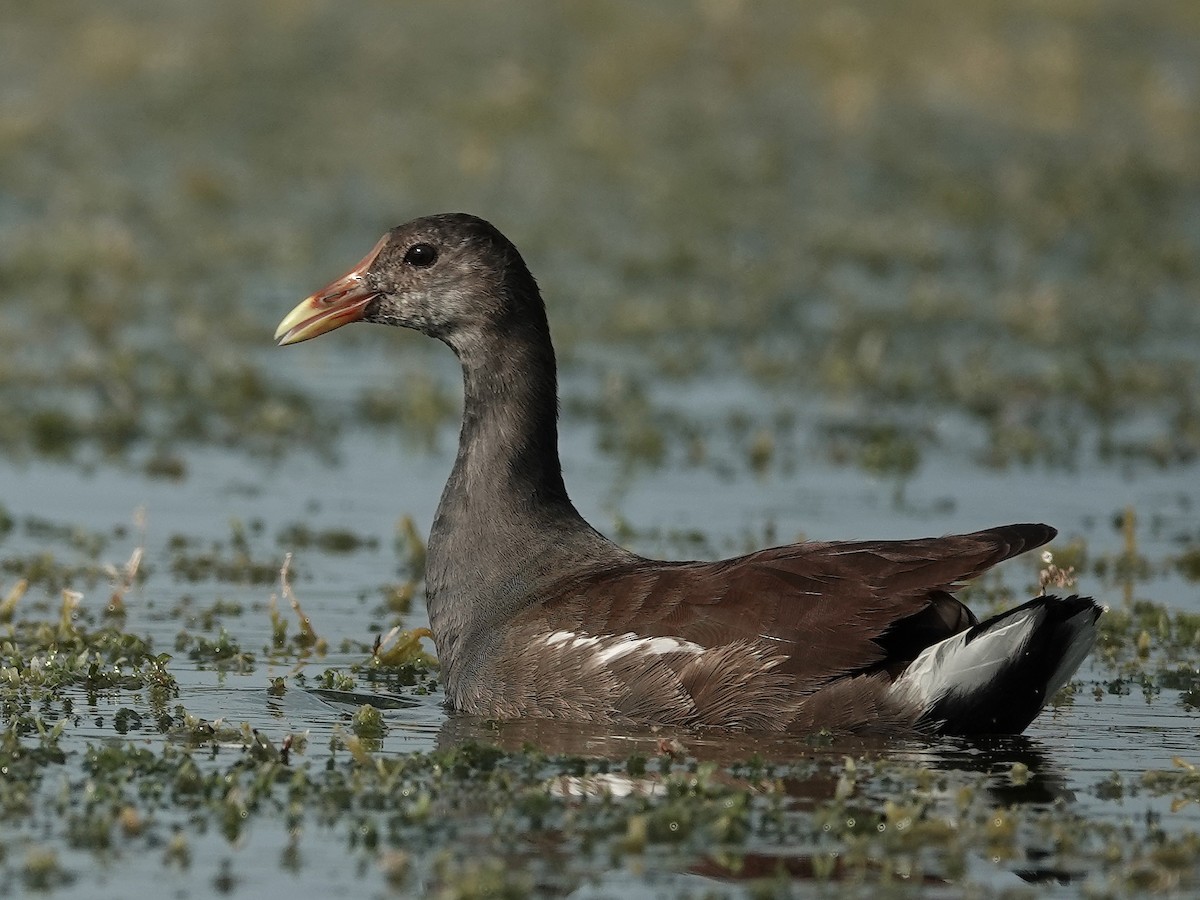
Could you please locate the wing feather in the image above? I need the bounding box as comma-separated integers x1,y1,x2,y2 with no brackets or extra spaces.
523,523,1055,689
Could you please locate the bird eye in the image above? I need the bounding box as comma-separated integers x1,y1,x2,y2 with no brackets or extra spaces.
404,243,438,267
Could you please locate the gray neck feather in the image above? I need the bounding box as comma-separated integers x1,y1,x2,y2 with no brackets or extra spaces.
424,303,629,697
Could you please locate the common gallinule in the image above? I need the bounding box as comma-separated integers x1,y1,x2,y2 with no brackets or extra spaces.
275,213,1102,735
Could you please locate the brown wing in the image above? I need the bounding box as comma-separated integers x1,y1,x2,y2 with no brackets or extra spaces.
526,523,1055,687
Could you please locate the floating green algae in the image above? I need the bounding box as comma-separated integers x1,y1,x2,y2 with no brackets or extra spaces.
1,530,1200,896
0,1,1197,481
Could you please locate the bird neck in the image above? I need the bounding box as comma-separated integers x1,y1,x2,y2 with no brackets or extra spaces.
448,314,570,515
425,307,606,682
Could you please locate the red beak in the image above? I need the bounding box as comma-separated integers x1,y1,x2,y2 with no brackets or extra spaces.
274,234,389,345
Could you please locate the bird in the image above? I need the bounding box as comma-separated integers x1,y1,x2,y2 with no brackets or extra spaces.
275,212,1102,735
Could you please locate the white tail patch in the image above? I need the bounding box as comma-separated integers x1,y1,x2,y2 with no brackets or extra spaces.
890,599,1101,718
891,607,1044,713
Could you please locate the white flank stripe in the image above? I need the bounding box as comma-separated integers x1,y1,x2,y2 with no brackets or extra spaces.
543,631,703,666
594,635,703,665
542,630,601,651
544,628,600,652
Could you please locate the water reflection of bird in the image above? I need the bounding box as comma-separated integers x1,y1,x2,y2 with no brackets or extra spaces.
436,714,1079,890
436,714,1073,802
276,213,1102,736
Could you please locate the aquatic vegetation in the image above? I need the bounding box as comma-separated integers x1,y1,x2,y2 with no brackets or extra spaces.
393,515,427,581
370,625,435,669
0,547,1198,895
356,370,460,450
276,523,379,555
179,627,255,672
168,520,281,585
9,692,1200,897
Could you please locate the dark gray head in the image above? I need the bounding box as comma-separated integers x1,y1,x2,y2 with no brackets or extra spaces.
274,213,545,353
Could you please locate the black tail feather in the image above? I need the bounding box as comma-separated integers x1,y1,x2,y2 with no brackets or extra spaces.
918,594,1102,735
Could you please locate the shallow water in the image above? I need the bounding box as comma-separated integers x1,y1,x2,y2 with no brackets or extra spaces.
4,409,1200,896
